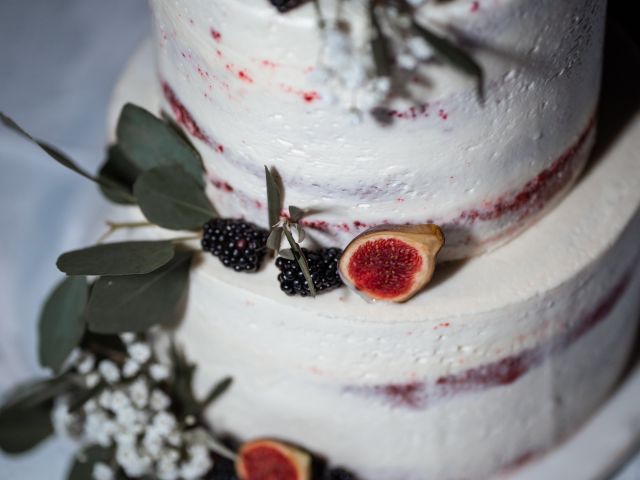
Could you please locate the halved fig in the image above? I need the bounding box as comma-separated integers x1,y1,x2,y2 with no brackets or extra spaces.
236,439,311,480
339,224,444,303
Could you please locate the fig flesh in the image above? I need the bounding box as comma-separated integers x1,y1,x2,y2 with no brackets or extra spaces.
236,439,311,480
338,224,444,303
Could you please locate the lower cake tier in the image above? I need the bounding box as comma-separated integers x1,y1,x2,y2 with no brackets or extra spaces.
166,106,640,480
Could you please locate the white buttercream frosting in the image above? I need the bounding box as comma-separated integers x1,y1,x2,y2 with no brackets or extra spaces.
147,0,606,259
108,22,640,478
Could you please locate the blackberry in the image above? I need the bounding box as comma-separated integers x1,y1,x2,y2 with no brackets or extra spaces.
328,467,359,480
207,452,238,480
276,248,343,296
202,218,269,272
269,0,308,13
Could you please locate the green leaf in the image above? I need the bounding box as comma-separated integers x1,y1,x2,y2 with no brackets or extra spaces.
2,376,74,411
0,389,54,454
67,382,106,414
97,145,140,205
369,3,392,77
266,227,283,252
86,250,194,334
288,205,305,223
1,113,99,183
57,241,175,276
134,166,217,230
279,249,295,261
411,21,484,98
67,445,113,480
265,166,282,229
116,104,204,187
283,227,316,297
38,277,89,373
200,377,233,411
169,339,200,418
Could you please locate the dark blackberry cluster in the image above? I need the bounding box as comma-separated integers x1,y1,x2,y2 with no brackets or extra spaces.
207,452,237,480
202,218,269,272
269,0,309,13
276,248,343,296
328,467,360,480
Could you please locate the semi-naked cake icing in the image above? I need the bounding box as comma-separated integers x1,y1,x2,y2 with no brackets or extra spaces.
105,0,640,479
150,0,605,260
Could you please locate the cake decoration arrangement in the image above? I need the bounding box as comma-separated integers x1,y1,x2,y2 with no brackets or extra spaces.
3,0,640,479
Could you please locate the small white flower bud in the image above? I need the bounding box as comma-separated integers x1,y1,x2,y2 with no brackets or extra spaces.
77,354,96,375
98,360,120,384
122,359,141,378
149,363,170,381
92,462,114,480
128,342,152,364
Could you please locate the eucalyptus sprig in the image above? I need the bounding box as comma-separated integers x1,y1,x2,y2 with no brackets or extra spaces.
264,166,317,297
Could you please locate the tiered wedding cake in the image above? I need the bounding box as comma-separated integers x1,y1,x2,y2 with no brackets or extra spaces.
107,0,640,478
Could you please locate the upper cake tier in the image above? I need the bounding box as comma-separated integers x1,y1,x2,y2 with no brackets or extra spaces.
150,0,605,260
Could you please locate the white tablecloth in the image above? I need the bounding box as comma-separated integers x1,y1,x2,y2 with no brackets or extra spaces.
0,1,638,479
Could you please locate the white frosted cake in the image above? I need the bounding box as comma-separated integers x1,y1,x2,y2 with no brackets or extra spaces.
106,0,640,479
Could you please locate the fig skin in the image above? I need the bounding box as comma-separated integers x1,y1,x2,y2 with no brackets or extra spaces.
338,224,445,303
236,439,311,480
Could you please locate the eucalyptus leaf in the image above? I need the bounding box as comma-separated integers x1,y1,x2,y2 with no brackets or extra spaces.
411,21,484,97
0,399,53,454
57,241,175,276
68,383,106,414
283,227,316,297
2,376,74,411
169,340,200,418
266,228,283,252
369,3,392,77
201,377,233,411
1,113,98,183
97,145,140,204
265,166,282,229
86,250,193,334
279,249,295,261
294,223,306,243
134,166,217,230
288,205,305,223
117,104,204,187
38,277,89,373
67,445,113,480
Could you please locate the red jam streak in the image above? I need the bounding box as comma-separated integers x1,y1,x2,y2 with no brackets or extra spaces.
346,270,631,409
162,82,212,146
458,115,595,225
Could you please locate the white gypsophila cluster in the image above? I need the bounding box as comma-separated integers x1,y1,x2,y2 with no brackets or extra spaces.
309,23,391,118
54,336,213,480
308,4,437,121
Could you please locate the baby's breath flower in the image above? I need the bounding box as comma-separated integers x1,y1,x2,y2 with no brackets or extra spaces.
92,462,114,480
128,342,152,364
129,379,149,409
149,363,170,381
122,359,141,378
77,354,96,375
121,333,136,344
149,389,171,411
152,411,177,437
98,360,120,384
85,372,100,389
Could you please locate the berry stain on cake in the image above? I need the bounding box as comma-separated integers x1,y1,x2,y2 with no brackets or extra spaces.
202,218,269,272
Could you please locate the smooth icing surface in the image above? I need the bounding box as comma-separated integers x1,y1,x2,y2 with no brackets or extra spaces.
109,25,640,478
147,0,606,260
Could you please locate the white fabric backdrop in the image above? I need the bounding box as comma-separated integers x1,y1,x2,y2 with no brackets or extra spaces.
0,1,638,479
